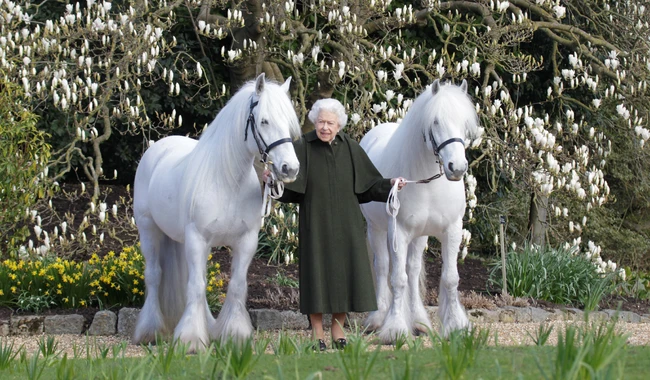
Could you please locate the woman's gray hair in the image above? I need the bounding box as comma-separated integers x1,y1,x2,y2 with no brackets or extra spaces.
308,98,347,129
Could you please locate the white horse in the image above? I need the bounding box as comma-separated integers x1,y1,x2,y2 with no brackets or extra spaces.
132,74,300,351
360,79,481,343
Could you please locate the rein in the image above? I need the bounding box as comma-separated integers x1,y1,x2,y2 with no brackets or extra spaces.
244,98,293,220
385,130,464,251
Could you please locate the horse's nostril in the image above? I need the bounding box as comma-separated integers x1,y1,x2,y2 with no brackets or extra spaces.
281,163,289,175
448,162,454,172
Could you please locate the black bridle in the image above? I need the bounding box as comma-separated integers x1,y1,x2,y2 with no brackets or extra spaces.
425,128,464,156
417,128,464,183
244,99,292,163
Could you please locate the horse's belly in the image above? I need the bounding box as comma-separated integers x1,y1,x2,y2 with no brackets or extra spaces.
362,184,466,239
189,180,263,247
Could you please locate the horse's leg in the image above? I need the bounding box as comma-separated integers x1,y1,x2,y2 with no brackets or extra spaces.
212,230,256,343
133,216,167,344
438,220,471,337
407,236,432,334
205,297,217,340
134,219,167,344
158,240,188,332
174,223,210,352
378,219,411,344
364,224,391,332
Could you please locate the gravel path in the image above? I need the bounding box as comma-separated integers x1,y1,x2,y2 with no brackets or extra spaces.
3,321,649,358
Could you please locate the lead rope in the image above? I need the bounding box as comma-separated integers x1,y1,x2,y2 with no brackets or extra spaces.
386,160,445,251
386,179,421,252
261,164,284,220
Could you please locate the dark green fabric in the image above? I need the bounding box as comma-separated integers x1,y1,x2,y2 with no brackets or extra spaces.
279,130,392,314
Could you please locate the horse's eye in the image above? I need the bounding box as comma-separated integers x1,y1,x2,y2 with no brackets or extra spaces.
260,119,269,125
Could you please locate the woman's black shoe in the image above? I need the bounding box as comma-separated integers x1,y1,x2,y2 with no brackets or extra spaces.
333,338,347,350
313,339,326,351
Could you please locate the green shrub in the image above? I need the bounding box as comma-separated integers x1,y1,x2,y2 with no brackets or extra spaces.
0,244,224,310
0,79,52,253
613,269,650,300
488,244,615,309
257,203,299,265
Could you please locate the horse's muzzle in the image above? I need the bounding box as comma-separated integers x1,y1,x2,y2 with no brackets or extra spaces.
445,160,467,181
275,163,299,183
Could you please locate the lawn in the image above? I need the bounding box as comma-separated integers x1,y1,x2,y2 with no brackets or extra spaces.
2,346,650,379
0,323,647,379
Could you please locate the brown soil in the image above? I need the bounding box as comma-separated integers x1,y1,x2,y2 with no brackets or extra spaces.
214,251,650,315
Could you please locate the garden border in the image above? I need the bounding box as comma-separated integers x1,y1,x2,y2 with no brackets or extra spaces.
1,306,648,338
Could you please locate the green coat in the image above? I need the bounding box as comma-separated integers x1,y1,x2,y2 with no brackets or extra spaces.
279,130,392,314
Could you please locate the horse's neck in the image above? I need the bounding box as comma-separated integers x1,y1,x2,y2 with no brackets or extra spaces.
204,147,255,191
185,127,256,196
385,129,440,181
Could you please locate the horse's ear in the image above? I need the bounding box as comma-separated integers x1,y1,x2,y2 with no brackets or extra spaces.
255,73,266,95
281,76,292,95
460,79,468,93
431,79,441,95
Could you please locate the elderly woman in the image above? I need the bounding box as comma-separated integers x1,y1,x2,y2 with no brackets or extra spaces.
275,98,405,350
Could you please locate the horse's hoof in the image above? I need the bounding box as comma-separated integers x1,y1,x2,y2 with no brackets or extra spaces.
378,329,410,345
133,331,159,346
363,323,379,332
413,327,428,336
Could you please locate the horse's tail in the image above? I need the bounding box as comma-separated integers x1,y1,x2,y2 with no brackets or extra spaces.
158,237,188,331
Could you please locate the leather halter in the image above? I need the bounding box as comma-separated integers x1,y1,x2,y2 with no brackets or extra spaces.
424,128,464,157
244,99,292,163
417,128,464,183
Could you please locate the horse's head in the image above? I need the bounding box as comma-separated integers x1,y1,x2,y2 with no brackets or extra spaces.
424,79,480,181
247,73,300,182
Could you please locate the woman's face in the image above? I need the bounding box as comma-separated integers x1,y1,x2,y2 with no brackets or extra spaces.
315,110,341,143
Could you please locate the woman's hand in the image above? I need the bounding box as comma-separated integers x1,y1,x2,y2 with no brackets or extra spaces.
391,177,406,190
262,169,271,183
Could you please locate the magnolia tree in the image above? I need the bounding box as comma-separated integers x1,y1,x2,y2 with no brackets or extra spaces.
195,0,649,269
0,0,215,199
0,0,216,257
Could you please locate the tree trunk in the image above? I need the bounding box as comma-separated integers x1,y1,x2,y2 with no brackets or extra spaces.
528,192,548,246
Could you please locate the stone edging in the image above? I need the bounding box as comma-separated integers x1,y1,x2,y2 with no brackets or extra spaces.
2,306,649,338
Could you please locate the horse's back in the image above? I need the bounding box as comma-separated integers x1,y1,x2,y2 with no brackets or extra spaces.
360,123,398,170
360,122,398,152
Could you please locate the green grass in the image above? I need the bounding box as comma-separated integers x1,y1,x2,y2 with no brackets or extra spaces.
0,345,648,379
0,320,644,379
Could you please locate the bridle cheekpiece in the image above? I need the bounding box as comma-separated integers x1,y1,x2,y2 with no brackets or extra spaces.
416,127,464,183
244,99,292,164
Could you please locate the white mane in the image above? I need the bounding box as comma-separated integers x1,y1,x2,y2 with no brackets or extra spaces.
179,80,301,217
383,83,479,177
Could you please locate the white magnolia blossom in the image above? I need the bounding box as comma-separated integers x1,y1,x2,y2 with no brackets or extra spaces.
553,5,566,19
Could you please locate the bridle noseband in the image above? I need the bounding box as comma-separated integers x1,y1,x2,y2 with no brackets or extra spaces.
424,128,464,157
244,99,292,163
417,128,464,183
